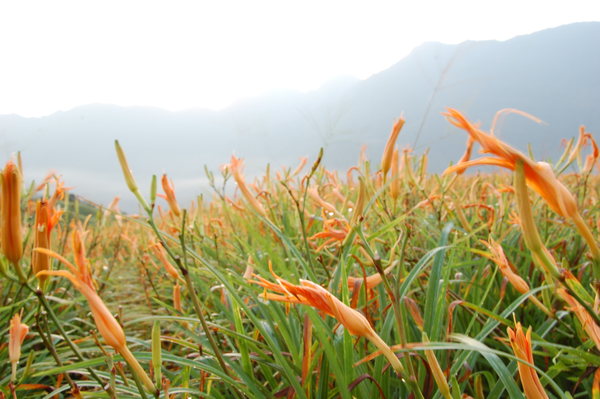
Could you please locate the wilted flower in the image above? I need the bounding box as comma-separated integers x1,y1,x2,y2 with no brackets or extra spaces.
484,239,529,294
557,288,600,351
251,267,403,373
483,239,551,316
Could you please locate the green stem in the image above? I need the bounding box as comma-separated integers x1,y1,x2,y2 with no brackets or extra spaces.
119,345,156,395
34,315,81,395
145,212,242,399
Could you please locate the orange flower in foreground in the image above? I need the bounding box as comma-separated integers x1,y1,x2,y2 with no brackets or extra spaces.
507,323,549,399
1,160,23,266
9,312,29,381
36,230,156,393
251,267,403,373
444,108,578,220
38,231,126,351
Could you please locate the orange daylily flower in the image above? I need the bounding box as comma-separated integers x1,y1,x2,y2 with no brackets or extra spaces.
567,126,588,164
582,128,599,173
483,239,551,316
104,196,123,225
32,200,61,288
38,231,126,351
36,230,156,393
455,136,475,175
557,288,600,351
443,108,578,220
173,282,182,312
307,187,339,215
483,239,529,294
251,267,403,373
381,117,405,177
390,148,401,199
291,157,308,177
9,312,29,381
160,174,181,217
310,215,349,250
347,262,397,292
507,322,549,399
150,242,183,282
227,156,267,218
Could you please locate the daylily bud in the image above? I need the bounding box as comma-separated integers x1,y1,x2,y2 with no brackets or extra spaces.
150,242,182,281
114,140,138,193
381,117,405,177
173,282,182,312
350,177,367,226
36,232,156,393
228,156,267,218
1,161,23,267
161,174,181,217
557,288,600,351
9,312,29,381
507,323,549,399
390,149,401,199
150,175,157,204
404,297,424,330
32,201,52,288
115,140,150,212
152,321,162,389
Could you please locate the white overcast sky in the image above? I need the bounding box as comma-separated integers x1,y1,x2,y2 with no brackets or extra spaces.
1,0,599,117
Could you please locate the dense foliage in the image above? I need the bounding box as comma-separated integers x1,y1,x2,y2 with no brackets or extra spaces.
1,109,599,398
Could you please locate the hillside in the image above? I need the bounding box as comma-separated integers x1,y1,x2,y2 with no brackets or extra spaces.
0,21,598,209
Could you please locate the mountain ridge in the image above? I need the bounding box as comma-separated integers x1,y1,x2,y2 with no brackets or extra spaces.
0,21,598,209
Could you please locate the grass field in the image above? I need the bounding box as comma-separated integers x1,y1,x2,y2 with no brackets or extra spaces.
1,108,599,398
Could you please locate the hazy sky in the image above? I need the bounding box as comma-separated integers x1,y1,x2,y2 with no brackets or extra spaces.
1,0,599,117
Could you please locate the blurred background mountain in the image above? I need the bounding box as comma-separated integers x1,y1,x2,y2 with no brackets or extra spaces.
0,22,598,210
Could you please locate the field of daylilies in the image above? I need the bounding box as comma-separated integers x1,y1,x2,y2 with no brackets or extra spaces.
1,108,599,399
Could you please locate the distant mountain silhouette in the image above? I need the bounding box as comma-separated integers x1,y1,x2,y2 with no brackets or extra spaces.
0,22,598,209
